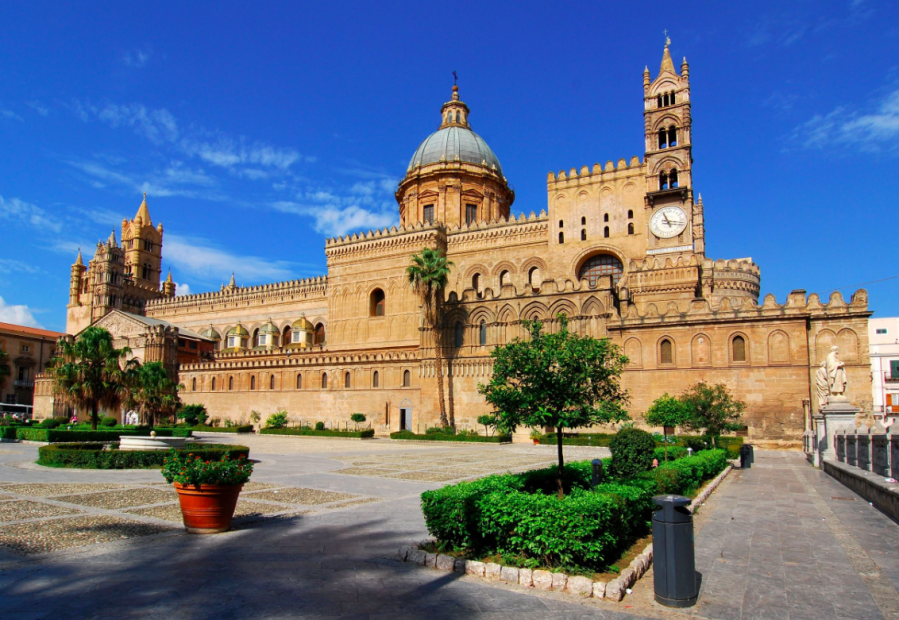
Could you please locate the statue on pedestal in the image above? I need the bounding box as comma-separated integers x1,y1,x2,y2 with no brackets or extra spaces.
815,362,829,407
826,346,848,398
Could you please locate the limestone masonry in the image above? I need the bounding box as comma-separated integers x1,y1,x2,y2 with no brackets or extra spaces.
47,41,871,447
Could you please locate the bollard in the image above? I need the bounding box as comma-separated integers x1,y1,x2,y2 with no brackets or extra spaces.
652,495,697,608
686,447,693,457
591,459,604,488
747,444,754,466
739,444,752,469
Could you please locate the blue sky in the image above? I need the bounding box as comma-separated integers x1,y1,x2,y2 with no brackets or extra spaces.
0,0,896,331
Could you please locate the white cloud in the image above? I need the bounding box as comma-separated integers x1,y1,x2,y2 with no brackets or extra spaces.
123,50,150,68
0,259,40,275
174,282,191,296
27,101,49,116
1,109,23,122
66,159,225,200
180,135,302,171
0,296,42,328
0,195,62,232
164,234,297,283
793,87,899,151
94,103,179,144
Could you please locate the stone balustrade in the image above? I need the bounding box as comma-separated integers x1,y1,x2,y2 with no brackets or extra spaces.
834,426,899,479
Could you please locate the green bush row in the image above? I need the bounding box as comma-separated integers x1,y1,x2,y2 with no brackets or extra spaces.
420,450,727,570
37,442,250,469
192,425,254,433
390,430,511,443
5,428,194,443
538,432,744,456
259,428,375,438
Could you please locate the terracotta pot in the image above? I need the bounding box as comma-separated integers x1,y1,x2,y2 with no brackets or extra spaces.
533,439,539,445
174,482,243,534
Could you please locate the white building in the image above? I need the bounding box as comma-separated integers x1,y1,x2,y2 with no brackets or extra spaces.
869,317,899,413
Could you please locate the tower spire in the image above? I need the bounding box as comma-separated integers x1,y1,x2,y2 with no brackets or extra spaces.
75,248,83,266
135,192,152,226
660,35,676,75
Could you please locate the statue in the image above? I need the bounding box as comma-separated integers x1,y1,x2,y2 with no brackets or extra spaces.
815,361,829,407
825,346,848,397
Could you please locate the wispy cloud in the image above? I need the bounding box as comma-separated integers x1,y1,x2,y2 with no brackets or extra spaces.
27,101,49,116
0,259,40,275
792,87,899,152
1,108,23,122
0,295,42,328
65,159,225,200
164,234,299,284
123,49,151,68
174,282,191,296
0,195,62,232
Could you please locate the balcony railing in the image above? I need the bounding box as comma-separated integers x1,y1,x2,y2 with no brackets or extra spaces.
13,380,34,388
884,372,899,383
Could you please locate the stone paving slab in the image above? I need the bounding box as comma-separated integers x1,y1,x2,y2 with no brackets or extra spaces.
0,499,82,523
0,514,174,555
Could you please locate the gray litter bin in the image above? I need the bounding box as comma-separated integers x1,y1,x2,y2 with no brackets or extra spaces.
740,444,752,469
652,494,698,608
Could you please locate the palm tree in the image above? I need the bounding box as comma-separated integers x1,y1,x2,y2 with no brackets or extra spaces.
407,247,454,427
49,327,136,430
125,362,182,427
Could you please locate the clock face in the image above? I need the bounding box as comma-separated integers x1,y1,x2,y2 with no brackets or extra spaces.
649,206,688,239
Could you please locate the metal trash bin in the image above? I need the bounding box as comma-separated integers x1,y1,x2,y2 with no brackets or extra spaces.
652,495,698,608
740,444,752,469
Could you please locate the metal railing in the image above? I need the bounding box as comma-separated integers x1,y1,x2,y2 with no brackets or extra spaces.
884,372,899,383
13,380,34,388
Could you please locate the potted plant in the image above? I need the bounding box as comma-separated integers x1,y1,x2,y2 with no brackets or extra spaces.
530,429,542,445
162,450,253,534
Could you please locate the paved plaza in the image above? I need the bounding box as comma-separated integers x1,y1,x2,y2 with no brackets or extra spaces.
0,437,897,619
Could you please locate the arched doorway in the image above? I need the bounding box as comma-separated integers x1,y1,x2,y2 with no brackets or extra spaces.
399,399,413,431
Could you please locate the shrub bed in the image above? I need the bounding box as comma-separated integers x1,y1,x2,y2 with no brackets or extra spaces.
13,428,193,443
391,430,511,443
421,450,727,571
192,425,254,433
539,432,744,458
37,442,250,469
260,428,375,438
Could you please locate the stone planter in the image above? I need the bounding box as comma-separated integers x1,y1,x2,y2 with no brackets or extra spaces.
174,482,243,533
119,436,187,451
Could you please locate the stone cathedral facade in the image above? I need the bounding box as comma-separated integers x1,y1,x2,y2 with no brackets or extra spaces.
58,42,872,447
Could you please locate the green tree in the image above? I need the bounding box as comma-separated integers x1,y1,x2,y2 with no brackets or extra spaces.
477,414,495,437
0,349,10,393
49,327,136,430
125,362,182,427
177,403,208,426
479,316,630,497
645,393,690,461
679,381,746,448
350,413,366,430
407,247,454,427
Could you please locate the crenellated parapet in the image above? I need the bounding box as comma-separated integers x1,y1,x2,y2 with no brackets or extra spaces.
179,347,419,373
146,276,328,315
546,156,645,187
325,221,444,261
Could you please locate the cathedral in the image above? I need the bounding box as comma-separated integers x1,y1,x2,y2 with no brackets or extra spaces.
52,41,872,447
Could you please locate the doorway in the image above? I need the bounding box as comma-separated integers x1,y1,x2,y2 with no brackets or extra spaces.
399,399,413,431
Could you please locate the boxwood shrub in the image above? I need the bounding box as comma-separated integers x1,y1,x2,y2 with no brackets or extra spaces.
37,442,250,469
193,425,254,433
539,432,744,458
420,449,727,571
14,428,193,443
390,430,511,443
260,428,375,438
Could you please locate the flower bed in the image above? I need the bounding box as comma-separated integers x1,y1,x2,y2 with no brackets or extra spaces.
192,425,254,433
260,428,375,438
390,431,511,443
37,442,249,469
8,428,193,443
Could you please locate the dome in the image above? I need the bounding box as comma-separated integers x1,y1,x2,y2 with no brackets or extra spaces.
227,325,249,337
200,326,221,341
408,126,503,177
258,322,278,334
292,317,313,330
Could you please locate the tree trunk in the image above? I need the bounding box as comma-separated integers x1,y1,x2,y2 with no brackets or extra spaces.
556,425,565,498
663,429,669,462
433,327,449,428
90,403,98,431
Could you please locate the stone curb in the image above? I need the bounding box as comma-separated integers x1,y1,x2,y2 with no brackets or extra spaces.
397,465,733,602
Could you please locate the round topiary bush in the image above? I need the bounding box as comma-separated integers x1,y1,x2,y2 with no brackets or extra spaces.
100,416,118,427
609,427,656,479
314,421,325,430
39,418,65,429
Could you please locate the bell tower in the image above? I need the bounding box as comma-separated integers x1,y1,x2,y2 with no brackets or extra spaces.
122,193,164,289
642,38,704,255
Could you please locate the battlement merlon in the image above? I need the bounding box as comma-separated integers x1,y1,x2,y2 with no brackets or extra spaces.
145,276,329,312
547,157,645,186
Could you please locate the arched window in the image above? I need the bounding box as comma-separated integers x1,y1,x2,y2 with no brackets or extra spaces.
603,213,609,222
668,126,677,147
321,373,328,389
211,377,216,391
228,376,234,390
314,323,326,345
191,378,196,391
732,335,747,362
270,375,275,390
423,204,434,223
578,254,624,286
370,288,385,317
558,232,564,244
660,171,669,190
671,92,676,105
628,222,635,235
454,322,464,347
658,128,668,149
403,369,411,387
657,95,662,108
604,226,610,238
663,93,669,107
345,371,351,388
660,339,674,364
559,220,564,228
296,374,303,389
455,111,460,123
250,375,256,390
472,273,480,292
581,229,587,241
627,209,633,219
500,270,510,287
528,266,541,287
373,371,379,388
580,216,586,225
479,321,487,346
670,169,679,188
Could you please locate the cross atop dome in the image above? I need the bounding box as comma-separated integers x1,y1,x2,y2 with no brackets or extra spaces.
439,84,471,129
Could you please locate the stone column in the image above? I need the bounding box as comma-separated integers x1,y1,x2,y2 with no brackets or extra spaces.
818,399,861,462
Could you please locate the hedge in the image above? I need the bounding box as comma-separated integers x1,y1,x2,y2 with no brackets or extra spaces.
260,428,375,438
539,432,744,457
421,450,727,571
193,425,254,433
390,431,511,443
37,442,250,469
11,428,193,443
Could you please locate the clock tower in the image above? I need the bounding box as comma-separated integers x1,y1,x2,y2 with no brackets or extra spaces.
642,38,704,256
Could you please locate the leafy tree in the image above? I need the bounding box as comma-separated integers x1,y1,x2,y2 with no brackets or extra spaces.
48,327,136,430
477,414,495,437
0,348,10,393
608,427,656,478
645,393,690,461
407,247,454,427
266,409,289,429
679,381,746,448
479,316,629,497
177,404,208,426
350,413,366,430
125,362,182,427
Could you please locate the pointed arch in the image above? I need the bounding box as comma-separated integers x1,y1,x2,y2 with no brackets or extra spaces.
691,333,711,367
624,337,643,368
837,329,859,363
767,330,790,365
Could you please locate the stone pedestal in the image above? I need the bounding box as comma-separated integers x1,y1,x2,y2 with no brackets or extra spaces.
817,398,861,463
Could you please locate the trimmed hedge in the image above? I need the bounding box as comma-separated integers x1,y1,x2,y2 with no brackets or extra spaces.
538,432,616,447
260,428,375,438
390,430,511,443
13,428,193,443
421,450,727,570
193,425,254,433
539,432,744,458
37,442,250,469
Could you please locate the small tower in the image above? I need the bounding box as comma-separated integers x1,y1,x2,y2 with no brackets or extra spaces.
162,270,176,297
90,231,125,323
643,37,702,254
122,193,164,289
68,249,85,307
